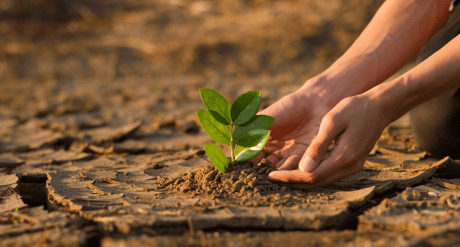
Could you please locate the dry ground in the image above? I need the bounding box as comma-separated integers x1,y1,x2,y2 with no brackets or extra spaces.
1,0,460,246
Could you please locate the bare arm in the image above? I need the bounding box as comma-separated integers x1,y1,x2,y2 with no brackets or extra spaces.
305,0,451,106
262,0,458,187
372,34,460,123
282,33,460,188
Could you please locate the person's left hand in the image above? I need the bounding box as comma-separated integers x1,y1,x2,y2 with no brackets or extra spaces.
262,93,392,189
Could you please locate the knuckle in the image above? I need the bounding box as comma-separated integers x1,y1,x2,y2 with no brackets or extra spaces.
322,113,337,127
287,154,301,164
345,96,361,105
338,96,354,107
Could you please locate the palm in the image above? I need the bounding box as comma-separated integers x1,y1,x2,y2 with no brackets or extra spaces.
252,91,332,170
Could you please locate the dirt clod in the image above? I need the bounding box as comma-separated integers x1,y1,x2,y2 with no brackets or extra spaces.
158,159,312,207
205,170,217,182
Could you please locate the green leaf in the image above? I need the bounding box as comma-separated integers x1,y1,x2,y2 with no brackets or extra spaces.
234,115,275,140
235,130,270,162
204,143,229,173
196,109,231,145
231,91,262,125
200,88,232,125
235,129,270,147
234,144,245,158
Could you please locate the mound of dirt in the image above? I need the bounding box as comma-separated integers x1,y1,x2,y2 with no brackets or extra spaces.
158,158,312,208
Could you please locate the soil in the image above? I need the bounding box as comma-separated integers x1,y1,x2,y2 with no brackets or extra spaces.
1,0,460,246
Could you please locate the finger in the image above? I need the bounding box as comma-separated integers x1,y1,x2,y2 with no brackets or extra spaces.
281,168,350,189
285,157,366,189
307,130,360,181
274,157,288,169
292,147,366,190
268,170,314,183
266,154,281,165
262,139,286,153
268,133,353,183
267,157,363,188
299,115,346,172
277,154,302,170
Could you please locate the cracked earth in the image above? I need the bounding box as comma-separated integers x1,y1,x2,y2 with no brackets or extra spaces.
1,0,460,246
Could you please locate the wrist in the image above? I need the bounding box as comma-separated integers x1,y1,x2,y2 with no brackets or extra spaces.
299,63,377,108
362,77,412,125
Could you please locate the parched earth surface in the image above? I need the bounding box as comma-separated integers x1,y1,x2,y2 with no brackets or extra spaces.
2,0,460,246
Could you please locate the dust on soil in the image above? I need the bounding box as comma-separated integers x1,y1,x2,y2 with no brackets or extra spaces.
2,0,460,246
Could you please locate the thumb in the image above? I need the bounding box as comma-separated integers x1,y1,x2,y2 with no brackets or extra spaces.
299,117,345,172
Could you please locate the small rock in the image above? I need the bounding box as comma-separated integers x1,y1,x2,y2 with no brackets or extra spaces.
416,201,427,208
258,167,267,174
401,190,427,201
233,181,244,192
180,180,192,192
283,194,292,200
214,173,221,182
206,165,215,172
255,185,265,191
205,171,217,181
440,195,451,204
174,178,184,185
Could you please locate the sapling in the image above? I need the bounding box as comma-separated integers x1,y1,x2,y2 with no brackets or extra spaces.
196,89,275,173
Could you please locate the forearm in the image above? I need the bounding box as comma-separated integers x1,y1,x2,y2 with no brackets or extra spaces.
306,0,450,105
369,34,460,123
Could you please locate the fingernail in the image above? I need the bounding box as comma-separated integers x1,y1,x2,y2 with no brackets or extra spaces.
299,156,315,172
268,171,280,181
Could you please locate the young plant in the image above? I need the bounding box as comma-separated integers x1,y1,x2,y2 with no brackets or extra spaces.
196,89,275,173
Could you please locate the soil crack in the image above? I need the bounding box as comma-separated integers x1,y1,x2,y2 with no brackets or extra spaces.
16,173,49,210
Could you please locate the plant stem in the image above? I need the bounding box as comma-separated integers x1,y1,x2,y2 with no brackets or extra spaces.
230,123,235,163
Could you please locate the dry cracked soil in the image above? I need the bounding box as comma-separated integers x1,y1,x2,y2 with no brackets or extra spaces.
1,0,460,246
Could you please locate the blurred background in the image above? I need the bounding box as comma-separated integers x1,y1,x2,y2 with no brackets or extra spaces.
0,0,391,152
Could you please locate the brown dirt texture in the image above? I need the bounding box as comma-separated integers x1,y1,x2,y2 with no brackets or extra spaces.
1,0,460,246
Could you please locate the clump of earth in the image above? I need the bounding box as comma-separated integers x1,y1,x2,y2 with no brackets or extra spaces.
158,159,317,208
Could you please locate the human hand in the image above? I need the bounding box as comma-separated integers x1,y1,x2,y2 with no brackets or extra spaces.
247,0,453,189
249,79,335,172
266,93,391,189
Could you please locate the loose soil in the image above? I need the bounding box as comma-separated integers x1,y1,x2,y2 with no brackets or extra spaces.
1,0,460,246
158,159,310,208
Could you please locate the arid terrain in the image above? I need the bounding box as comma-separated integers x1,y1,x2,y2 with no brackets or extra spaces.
1,0,460,246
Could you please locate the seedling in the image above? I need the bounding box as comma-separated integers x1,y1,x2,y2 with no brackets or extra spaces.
196,89,274,173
